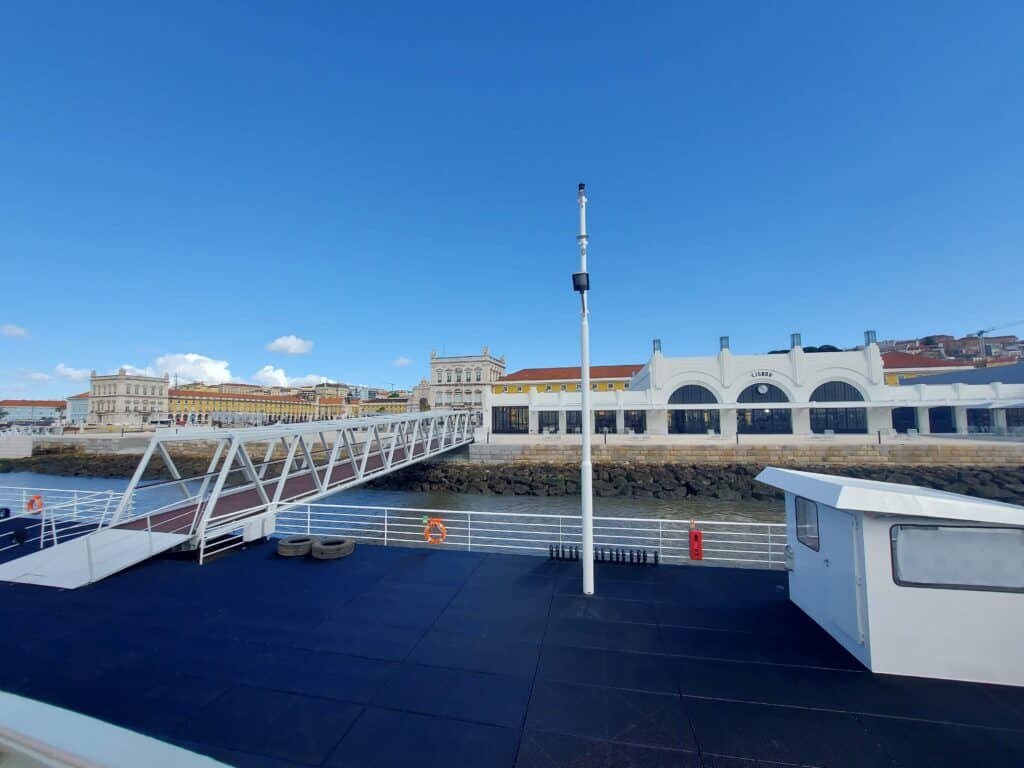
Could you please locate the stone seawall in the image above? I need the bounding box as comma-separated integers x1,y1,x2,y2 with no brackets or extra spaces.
367,460,1024,504
467,441,1024,467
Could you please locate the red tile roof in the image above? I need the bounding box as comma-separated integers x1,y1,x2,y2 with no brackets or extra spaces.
67,392,90,400
500,365,643,382
881,352,972,370
0,399,66,407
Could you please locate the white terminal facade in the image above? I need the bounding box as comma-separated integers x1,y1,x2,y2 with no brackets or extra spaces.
483,334,1024,437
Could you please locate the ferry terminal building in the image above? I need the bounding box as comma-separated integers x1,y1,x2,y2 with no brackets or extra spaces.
483,334,1024,438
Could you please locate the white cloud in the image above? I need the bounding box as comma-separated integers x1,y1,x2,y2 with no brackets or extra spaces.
122,364,157,377
56,363,90,381
289,373,328,387
154,353,233,384
27,371,51,382
392,356,412,368
252,365,326,388
2,324,27,337
266,335,314,355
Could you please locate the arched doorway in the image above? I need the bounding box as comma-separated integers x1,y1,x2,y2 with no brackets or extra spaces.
737,383,791,434
668,385,720,434
809,381,867,434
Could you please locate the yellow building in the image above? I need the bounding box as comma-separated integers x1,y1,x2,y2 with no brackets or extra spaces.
491,365,642,395
361,396,414,414
316,397,355,420
168,389,314,425
880,352,974,386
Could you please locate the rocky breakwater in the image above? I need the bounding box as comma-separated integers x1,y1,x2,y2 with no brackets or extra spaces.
368,460,1024,505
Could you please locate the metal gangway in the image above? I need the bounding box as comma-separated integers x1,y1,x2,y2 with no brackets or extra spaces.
0,410,477,589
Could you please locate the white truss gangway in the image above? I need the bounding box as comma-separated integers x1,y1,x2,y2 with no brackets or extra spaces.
0,410,477,588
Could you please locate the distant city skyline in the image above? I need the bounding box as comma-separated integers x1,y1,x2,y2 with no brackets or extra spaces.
3,3,1023,399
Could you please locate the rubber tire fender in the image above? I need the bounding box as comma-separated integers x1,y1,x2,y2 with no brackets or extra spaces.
277,535,316,557
312,536,356,560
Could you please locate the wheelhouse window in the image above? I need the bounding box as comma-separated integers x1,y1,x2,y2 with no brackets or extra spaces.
491,406,528,434
891,525,1024,592
795,497,820,551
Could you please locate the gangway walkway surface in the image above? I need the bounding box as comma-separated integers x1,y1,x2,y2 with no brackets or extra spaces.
0,410,476,589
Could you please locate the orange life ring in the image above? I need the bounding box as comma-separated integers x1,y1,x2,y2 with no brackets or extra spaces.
423,517,447,545
26,495,44,514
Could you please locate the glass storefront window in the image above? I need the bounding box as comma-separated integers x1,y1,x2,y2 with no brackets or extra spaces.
491,406,528,434
624,410,646,434
566,410,582,434
538,411,559,434
594,410,616,433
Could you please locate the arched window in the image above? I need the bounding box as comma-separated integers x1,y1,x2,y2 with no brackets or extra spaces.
810,381,864,402
668,385,720,434
669,385,718,404
809,381,867,434
737,383,791,434
737,383,789,403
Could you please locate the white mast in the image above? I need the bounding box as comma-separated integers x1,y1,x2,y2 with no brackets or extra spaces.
574,183,595,596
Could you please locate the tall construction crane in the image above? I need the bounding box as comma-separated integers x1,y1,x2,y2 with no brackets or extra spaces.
969,320,1024,358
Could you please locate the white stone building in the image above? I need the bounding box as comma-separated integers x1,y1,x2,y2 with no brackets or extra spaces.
483,334,1024,438
89,369,170,427
430,347,505,412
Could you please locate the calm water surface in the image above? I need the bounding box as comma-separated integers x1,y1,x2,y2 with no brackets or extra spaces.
0,470,783,524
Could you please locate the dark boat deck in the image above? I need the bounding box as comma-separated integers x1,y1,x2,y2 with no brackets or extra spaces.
1,542,1022,767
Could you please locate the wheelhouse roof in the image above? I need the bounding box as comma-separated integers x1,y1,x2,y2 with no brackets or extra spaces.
757,467,1024,526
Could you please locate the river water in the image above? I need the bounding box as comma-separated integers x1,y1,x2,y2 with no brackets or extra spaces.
0,470,783,524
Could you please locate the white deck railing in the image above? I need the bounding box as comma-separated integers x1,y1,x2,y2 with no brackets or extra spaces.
0,486,120,552
276,503,787,569
1,486,787,570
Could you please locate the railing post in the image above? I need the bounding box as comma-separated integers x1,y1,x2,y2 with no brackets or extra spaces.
86,536,95,583
384,509,389,546
467,512,472,552
147,512,153,554
307,504,312,536
559,515,563,546
73,491,79,521
658,520,663,558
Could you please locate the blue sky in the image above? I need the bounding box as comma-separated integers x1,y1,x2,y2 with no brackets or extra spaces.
2,2,1022,398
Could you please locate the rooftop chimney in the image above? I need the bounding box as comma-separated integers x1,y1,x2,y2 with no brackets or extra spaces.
790,333,802,349
720,336,730,351
652,338,662,354
864,330,877,346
